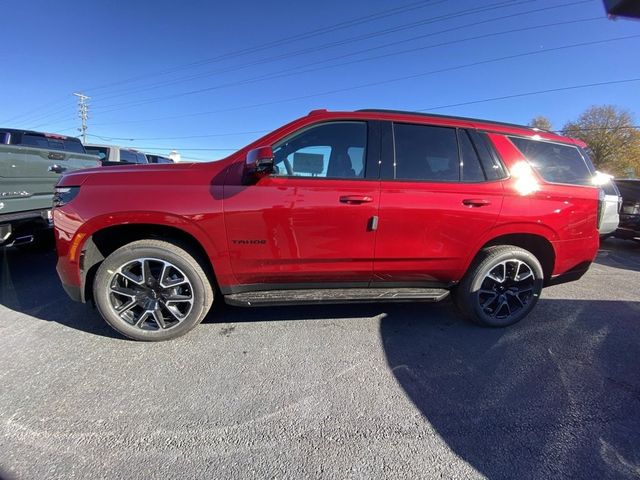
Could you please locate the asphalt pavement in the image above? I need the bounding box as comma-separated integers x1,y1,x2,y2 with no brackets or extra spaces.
1,239,639,480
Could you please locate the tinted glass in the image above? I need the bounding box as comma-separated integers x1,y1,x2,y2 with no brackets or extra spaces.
21,134,49,149
509,137,593,186
458,130,485,182
63,139,86,153
272,122,367,179
120,150,137,163
601,179,619,196
393,123,459,181
469,131,507,180
136,152,148,164
85,146,109,161
48,138,65,151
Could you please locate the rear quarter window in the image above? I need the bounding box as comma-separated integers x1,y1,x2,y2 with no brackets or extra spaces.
509,136,593,186
21,134,50,149
63,139,86,153
120,149,137,163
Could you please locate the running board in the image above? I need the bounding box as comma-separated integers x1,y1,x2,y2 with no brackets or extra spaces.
224,287,450,307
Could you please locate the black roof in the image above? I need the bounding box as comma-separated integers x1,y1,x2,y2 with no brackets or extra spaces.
355,109,546,132
0,127,80,140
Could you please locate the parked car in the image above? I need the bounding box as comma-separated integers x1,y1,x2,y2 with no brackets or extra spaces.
84,144,148,166
598,175,622,236
0,128,100,247
145,154,174,164
614,179,640,241
53,109,602,341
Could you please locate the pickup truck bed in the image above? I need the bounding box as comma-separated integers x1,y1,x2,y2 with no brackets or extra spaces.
1,142,99,245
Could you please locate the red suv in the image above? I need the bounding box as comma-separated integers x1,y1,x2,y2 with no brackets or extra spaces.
53,109,602,341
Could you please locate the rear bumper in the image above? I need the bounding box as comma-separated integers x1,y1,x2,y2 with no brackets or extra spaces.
549,235,599,285
547,261,591,287
0,210,52,246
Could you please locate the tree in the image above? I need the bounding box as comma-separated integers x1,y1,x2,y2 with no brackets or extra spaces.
529,116,553,131
562,105,640,177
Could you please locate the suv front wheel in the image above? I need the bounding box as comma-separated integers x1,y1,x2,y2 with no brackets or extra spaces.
93,239,214,341
455,245,544,327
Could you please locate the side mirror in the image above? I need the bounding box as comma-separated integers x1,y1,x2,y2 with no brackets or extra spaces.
244,146,274,181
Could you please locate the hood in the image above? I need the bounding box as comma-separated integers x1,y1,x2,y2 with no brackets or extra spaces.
56,161,229,187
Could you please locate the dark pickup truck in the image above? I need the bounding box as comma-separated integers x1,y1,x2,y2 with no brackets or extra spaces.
615,179,640,241
0,128,100,247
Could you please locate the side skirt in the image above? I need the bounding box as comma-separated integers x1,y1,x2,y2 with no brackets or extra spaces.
224,287,450,307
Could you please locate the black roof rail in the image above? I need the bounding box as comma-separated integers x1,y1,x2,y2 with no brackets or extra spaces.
355,109,545,132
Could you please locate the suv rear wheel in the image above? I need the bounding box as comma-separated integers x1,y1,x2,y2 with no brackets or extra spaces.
455,245,544,327
93,240,213,341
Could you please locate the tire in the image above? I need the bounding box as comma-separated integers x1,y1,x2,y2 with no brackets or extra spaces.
455,245,544,327
93,239,214,341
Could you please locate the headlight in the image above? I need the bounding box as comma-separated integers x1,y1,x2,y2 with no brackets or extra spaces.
53,186,80,207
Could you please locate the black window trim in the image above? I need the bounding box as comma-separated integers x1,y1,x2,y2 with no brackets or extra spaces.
470,129,509,181
268,120,380,182
380,121,506,184
457,128,489,183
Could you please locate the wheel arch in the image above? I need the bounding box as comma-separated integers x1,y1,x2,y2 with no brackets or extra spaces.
473,233,555,284
80,222,219,303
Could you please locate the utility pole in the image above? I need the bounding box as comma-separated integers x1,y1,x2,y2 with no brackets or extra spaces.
73,93,90,144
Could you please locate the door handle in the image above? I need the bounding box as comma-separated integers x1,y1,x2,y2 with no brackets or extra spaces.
48,164,67,174
340,195,373,204
462,198,491,207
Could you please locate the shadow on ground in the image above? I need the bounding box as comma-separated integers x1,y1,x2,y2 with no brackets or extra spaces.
2,245,640,478
0,247,120,338
381,298,640,479
596,237,640,272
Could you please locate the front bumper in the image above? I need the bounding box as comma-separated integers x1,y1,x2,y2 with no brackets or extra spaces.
61,281,83,303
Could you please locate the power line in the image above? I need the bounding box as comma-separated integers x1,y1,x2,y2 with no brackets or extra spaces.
91,0,538,105
419,78,640,111
86,130,269,142
20,105,75,129
4,0,445,125
83,0,446,93
91,0,537,109
102,87,640,153
91,34,640,126
94,14,602,113
557,125,640,132
1,98,70,125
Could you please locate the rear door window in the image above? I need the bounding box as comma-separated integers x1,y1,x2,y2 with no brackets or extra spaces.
509,136,594,186
392,123,460,181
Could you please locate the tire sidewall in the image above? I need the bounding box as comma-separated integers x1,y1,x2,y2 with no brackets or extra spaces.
468,249,544,327
94,244,210,341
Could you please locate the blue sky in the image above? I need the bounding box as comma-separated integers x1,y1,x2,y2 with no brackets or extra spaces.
1,0,639,161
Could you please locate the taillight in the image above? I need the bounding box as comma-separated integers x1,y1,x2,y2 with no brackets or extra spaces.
53,186,80,207
597,188,605,229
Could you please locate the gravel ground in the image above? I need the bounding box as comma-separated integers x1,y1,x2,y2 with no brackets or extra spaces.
0,239,639,480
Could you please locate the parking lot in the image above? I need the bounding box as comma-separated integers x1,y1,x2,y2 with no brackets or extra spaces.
0,239,638,479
